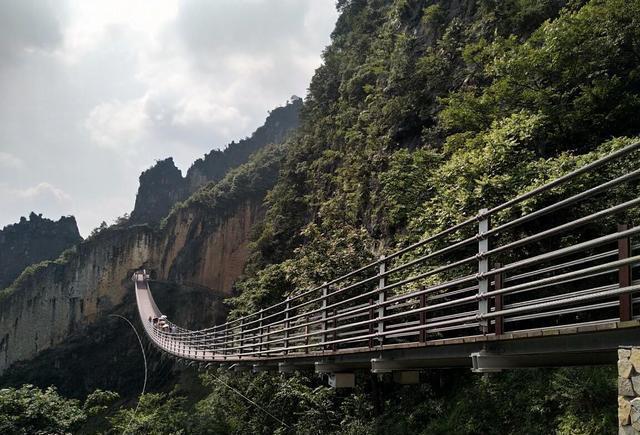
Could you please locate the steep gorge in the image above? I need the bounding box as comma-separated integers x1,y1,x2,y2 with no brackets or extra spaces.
0,188,266,377
0,106,287,381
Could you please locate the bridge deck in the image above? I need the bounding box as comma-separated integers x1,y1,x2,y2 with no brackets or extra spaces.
133,143,640,372
135,276,640,370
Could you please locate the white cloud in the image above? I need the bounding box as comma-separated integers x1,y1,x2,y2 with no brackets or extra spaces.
0,182,73,229
19,182,73,202
0,0,338,235
172,97,242,128
85,97,150,150
0,152,24,169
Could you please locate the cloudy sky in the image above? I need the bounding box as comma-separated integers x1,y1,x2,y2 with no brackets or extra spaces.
0,0,338,236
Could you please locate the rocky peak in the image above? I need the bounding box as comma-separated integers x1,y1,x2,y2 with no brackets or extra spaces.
129,157,187,225
128,98,302,226
0,213,82,289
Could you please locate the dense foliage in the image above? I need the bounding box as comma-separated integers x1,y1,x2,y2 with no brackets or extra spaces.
0,385,115,435
0,366,617,434
218,0,639,434
231,0,640,315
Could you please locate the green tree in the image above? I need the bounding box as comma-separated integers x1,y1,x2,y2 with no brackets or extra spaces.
106,391,189,435
0,385,86,435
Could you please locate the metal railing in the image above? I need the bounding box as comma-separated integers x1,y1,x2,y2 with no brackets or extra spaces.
137,142,640,362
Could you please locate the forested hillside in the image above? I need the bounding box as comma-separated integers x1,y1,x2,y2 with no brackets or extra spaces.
231,0,640,318
2,0,639,434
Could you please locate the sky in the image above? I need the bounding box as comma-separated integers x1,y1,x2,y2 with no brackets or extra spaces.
0,0,338,236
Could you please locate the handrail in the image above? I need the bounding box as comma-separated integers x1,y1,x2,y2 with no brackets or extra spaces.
134,142,640,362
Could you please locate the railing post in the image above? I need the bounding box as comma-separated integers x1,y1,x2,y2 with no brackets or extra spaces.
284,297,291,355
477,208,490,333
223,324,228,359
368,296,374,349
258,309,264,356
305,314,309,354
321,282,328,350
266,324,271,354
419,293,427,344
332,305,338,353
195,332,198,359
494,263,504,335
238,318,244,360
619,223,633,322
377,255,386,346
212,329,218,355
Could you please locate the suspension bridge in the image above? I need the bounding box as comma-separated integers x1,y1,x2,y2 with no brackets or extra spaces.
134,142,640,384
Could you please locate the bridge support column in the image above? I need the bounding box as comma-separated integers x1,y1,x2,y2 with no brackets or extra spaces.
328,373,355,389
278,362,296,374
392,371,419,385
618,346,640,433
253,364,277,373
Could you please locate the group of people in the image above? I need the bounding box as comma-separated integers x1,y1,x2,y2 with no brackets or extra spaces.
149,314,176,333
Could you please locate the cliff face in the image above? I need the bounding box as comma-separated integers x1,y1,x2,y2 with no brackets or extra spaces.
0,226,154,374
129,98,301,226
128,158,188,225
0,195,265,376
0,213,82,289
159,200,264,292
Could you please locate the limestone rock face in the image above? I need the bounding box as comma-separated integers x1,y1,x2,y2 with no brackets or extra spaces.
631,349,640,372
620,359,635,379
0,226,154,374
620,397,632,426
620,378,636,397
631,398,640,431
634,376,640,397
157,200,265,294
0,195,265,376
0,213,82,289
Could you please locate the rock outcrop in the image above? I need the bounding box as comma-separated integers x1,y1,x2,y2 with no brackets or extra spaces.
129,158,188,225
0,213,82,289
129,97,301,226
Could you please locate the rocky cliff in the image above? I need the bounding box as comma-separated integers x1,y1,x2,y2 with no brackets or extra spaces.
0,213,82,290
0,194,265,377
129,97,301,226
0,126,283,382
